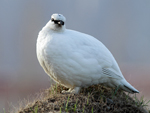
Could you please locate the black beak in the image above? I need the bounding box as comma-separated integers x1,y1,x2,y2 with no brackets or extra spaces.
57,20,64,25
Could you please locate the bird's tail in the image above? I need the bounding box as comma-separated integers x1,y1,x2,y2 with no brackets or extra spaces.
120,79,139,93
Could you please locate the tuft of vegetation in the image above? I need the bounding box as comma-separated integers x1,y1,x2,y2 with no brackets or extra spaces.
15,84,149,113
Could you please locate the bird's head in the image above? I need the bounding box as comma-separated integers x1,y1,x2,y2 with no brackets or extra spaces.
46,14,66,32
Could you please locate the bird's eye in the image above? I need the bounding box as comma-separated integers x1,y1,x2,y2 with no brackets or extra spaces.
51,18,54,22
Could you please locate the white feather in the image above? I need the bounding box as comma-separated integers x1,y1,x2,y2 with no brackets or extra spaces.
36,14,139,94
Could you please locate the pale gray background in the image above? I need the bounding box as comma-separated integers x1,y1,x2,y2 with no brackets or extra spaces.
0,0,150,112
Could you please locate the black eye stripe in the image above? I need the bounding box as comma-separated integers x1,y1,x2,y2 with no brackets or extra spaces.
51,19,60,23
54,20,59,22
51,19,64,25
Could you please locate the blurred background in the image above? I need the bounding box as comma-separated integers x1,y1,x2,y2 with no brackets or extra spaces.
0,0,150,112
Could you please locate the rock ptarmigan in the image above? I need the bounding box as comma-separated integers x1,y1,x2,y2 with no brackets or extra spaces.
36,14,139,94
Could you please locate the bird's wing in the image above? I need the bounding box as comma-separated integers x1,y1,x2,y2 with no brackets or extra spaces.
68,30,124,79
102,67,123,79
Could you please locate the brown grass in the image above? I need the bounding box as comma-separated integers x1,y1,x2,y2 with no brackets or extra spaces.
16,84,149,113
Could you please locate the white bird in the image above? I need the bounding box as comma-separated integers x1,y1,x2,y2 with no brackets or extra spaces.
36,14,139,94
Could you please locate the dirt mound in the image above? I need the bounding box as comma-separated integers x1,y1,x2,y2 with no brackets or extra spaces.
18,84,148,113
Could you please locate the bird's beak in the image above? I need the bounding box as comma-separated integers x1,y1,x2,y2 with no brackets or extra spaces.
58,20,64,25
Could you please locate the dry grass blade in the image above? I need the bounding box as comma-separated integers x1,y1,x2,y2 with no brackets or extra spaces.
11,84,149,113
